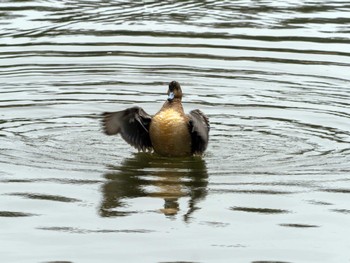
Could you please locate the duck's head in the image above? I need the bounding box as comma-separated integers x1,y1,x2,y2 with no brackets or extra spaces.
167,81,183,102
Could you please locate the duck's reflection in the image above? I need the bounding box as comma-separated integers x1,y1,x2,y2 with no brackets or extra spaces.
99,153,208,220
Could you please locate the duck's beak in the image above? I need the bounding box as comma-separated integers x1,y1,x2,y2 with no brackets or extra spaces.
168,92,175,102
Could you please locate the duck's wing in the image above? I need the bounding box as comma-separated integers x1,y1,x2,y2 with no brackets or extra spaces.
102,106,153,151
188,109,210,155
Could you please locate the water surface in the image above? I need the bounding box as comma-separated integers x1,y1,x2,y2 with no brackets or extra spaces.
1,1,350,262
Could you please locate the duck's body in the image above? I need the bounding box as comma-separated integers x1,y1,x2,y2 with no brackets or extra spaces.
102,81,209,157
150,104,192,157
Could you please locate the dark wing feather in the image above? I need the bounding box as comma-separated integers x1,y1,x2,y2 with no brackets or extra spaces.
102,106,153,151
188,109,210,155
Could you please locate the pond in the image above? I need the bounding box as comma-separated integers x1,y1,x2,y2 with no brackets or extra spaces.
1,1,350,262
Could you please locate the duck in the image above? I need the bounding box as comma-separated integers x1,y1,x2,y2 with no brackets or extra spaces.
102,81,209,157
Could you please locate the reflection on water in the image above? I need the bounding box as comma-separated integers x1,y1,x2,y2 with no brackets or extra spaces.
100,153,207,219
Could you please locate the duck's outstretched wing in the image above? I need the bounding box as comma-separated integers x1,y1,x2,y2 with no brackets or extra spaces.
102,106,153,151
188,109,210,155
